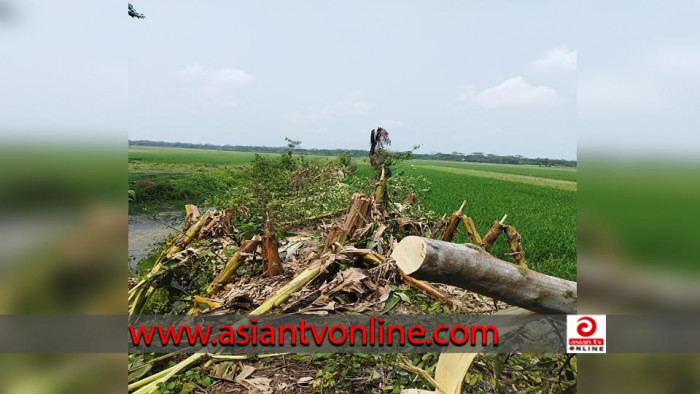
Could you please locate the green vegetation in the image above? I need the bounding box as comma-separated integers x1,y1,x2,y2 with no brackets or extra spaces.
128,352,575,394
128,170,237,212
580,161,700,274
415,165,576,192
129,148,272,213
209,152,369,238
129,146,261,166
129,146,576,280
405,165,576,280
129,140,577,167
413,160,577,182
128,145,577,392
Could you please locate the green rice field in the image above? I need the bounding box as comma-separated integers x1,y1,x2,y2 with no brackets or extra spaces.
128,146,576,280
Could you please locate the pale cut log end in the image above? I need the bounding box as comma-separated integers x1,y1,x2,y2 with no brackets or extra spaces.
458,199,467,212
391,236,427,275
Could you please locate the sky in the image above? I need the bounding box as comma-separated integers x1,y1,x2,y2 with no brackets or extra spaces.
577,1,700,157
4,1,698,161
0,1,127,140
126,1,577,159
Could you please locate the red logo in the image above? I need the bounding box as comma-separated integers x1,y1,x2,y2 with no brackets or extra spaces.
576,316,597,337
567,315,606,353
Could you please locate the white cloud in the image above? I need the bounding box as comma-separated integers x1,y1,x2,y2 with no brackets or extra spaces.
208,68,255,86
292,95,374,122
177,63,204,78
531,45,577,74
176,64,254,107
457,77,561,109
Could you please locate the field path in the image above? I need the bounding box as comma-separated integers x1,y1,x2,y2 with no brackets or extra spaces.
414,164,577,192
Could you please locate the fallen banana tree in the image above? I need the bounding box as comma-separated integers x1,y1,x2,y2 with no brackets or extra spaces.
128,132,576,391
129,193,574,391
129,255,334,393
391,236,577,314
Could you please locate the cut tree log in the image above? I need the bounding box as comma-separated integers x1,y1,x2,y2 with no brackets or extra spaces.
503,225,527,268
429,214,447,240
460,215,482,245
480,219,503,251
322,193,371,254
391,236,577,314
167,210,213,257
374,167,388,213
438,201,466,242
249,256,331,315
438,213,461,242
400,273,462,310
262,218,283,277
184,204,201,225
220,209,234,234
207,237,261,294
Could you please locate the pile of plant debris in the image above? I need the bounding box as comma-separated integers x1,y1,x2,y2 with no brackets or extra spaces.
128,138,576,393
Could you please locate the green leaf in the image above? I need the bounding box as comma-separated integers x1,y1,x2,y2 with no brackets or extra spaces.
128,364,152,382
395,292,410,303
179,382,198,394
198,376,212,387
494,355,506,377
379,292,400,314
169,280,188,295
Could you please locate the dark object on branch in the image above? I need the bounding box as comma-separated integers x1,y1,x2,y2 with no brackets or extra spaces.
369,127,392,177
129,3,146,19
392,236,577,314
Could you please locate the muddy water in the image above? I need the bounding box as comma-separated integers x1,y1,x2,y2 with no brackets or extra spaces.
128,212,183,271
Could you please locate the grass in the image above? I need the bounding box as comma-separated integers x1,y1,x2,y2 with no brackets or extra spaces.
129,146,261,167
414,160,577,181
415,165,576,192
128,149,258,212
129,146,576,280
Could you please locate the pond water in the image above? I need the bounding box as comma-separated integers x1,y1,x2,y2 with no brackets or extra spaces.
128,211,183,271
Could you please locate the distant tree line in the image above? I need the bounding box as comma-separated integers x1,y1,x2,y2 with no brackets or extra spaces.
128,140,576,167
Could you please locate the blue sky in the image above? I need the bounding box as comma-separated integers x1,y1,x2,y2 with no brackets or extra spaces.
577,1,700,157
3,1,699,160
127,1,577,159
0,0,126,140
